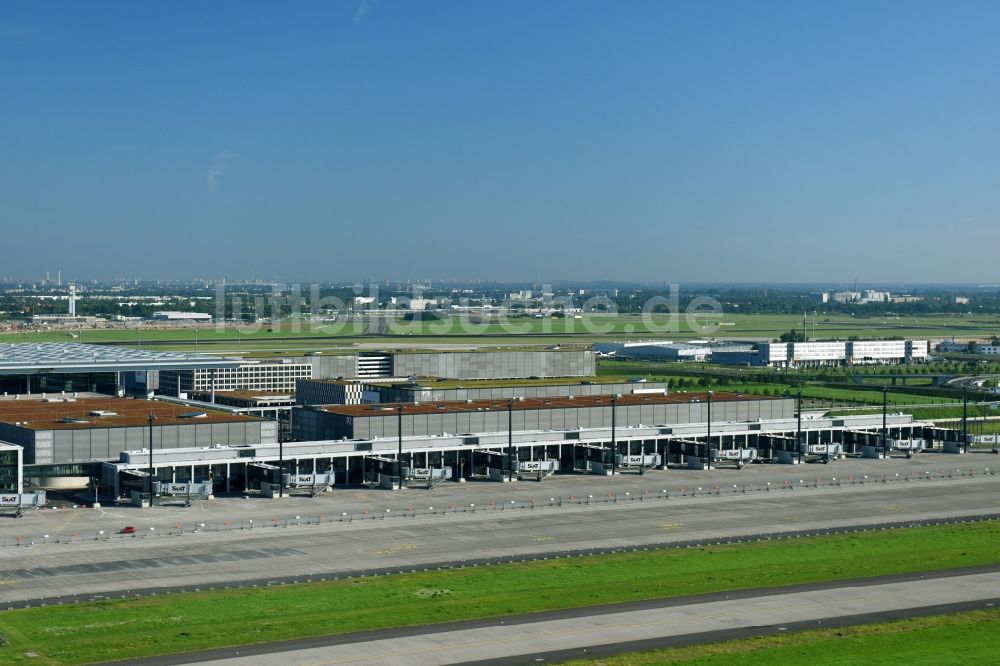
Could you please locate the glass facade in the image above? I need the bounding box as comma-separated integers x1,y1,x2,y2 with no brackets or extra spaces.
0,449,19,493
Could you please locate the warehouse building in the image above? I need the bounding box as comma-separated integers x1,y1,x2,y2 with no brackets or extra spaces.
293,392,793,441
295,377,669,406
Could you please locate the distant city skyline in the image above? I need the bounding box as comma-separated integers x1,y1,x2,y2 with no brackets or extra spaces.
2,2,1000,282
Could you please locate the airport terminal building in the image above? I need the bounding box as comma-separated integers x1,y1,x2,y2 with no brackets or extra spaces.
0,396,275,466
293,392,794,441
295,378,670,406
288,349,596,381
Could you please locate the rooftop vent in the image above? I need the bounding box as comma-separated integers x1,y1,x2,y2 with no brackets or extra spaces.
179,411,208,419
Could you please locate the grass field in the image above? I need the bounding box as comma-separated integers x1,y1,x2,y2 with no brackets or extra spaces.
558,608,1000,665
825,404,1000,421
0,521,996,665
5,312,1000,354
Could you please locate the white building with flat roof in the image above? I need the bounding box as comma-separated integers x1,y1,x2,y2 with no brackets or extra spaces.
150,311,212,321
756,340,928,367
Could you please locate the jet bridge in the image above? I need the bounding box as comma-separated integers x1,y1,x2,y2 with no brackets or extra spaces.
756,434,804,464
475,450,514,482
0,491,46,516
922,427,971,454
804,443,843,463
407,467,453,489
564,442,608,474
887,438,926,458
248,462,281,488
284,472,337,496
514,459,560,481
667,438,715,470
711,448,758,468
365,455,404,489
155,481,213,505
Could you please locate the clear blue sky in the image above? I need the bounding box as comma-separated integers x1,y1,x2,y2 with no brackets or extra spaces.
2,1,999,283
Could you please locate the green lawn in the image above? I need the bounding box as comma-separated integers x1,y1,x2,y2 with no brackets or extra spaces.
6,312,1000,354
557,608,1000,665
0,521,997,665
824,405,997,420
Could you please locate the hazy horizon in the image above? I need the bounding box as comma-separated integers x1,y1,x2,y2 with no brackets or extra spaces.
3,2,1000,283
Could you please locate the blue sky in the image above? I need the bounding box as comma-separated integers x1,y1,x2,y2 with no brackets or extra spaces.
2,1,999,283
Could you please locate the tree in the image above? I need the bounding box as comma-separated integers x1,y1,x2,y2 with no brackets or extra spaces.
779,328,805,343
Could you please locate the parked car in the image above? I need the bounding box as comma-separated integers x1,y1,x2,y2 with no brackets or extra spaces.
119,526,136,534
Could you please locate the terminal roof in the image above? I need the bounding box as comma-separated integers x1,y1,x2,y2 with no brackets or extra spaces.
318,391,775,417
0,397,259,430
0,342,240,375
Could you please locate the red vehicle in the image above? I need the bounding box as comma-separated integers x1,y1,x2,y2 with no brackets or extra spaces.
119,526,136,534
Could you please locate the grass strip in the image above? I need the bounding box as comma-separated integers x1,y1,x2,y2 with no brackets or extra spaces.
0,520,997,665
557,607,1000,665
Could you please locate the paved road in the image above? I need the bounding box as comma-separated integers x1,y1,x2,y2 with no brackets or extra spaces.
124,569,1000,665
2,470,998,605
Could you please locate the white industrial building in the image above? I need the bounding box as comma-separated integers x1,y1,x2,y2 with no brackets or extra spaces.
936,340,1000,355
594,341,753,363
755,340,929,367
150,311,213,321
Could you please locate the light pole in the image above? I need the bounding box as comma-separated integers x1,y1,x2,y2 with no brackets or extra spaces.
962,387,969,454
797,389,804,464
277,413,284,498
507,398,514,482
705,391,713,470
397,404,404,488
881,386,888,458
147,412,155,507
610,394,620,475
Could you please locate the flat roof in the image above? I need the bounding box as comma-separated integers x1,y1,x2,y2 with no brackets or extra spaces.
304,376,654,389
0,397,260,431
316,391,777,417
208,390,294,400
192,390,296,404
0,343,241,375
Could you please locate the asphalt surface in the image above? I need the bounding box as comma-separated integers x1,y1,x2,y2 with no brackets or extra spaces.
112,567,1000,665
1,455,998,606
